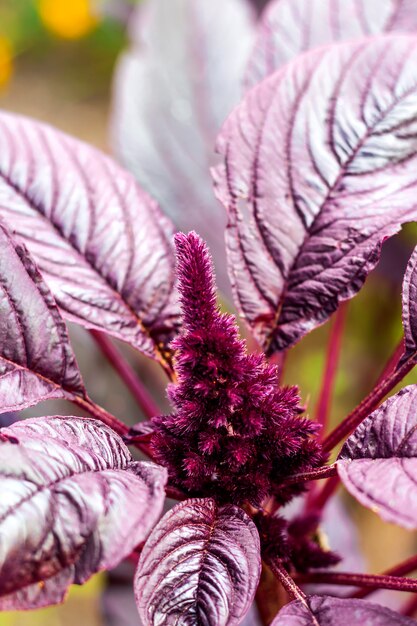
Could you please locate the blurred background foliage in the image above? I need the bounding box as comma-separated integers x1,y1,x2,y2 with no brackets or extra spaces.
1,0,417,624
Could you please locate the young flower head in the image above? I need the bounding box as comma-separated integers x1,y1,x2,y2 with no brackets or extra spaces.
152,232,325,506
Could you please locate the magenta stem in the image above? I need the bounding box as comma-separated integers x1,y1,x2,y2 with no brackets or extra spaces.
350,554,417,600
73,395,129,436
295,571,417,593
308,474,341,512
267,558,308,605
73,394,157,460
323,349,414,453
315,303,348,434
279,464,337,487
373,337,405,389
269,350,288,385
71,394,189,501
90,330,160,419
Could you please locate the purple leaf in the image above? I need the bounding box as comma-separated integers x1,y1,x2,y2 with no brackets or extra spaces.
111,0,255,294
0,111,179,364
213,34,417,354
0,415,167,608
338,385,417,529
400,245,417,366
271,595,416,625
0,222,85,413
134,497,261,626
246,0,417,88
0,569,73,610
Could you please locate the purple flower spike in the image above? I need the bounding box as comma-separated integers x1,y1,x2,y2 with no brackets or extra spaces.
152,232,324,505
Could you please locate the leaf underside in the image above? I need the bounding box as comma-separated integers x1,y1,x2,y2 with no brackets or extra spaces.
0,222,85,413
0,111,179,363
400,245,417,366
213,34,417,354
0,416,167,609
246,0,417,88
272,595,417,625
111,0,255,294
338,385,417,529
135,497,261,626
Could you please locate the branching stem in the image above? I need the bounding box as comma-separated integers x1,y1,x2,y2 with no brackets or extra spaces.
267,558,308,606
295,571,417,594
323,346,415,452
350,554,417,600
279,464,337,487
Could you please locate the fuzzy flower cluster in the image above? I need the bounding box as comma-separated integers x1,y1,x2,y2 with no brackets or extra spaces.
255,512,340,573
152,232,325,506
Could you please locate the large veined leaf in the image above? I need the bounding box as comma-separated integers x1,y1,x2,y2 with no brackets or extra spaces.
246,0,417,88
400,245,417,366
0,416,167,609
271,595,416,625
0,222,86,413
111,0,255,294
135,498,261,626
338,385,417,529
213,34,417,354
0,111,179,365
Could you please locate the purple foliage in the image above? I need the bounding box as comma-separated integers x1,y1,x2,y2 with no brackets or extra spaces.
272,595,417,625
255,511,340,573
0,416,166,609
152,232,324,506
135,498,261,626
0,111,179,364
338,385,417,529
111,0,255,295
246,0,417,88
213,34,417,354
0,222,86,413
400,245,417,366
2,7,417,626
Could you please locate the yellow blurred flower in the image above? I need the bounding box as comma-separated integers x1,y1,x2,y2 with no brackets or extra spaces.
0,36,13,89
38,0,99,39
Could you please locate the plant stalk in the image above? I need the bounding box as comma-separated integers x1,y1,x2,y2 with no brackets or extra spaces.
323,349,415,452
315,303,348,434
267,558,308,606
90,330,160,418
295,571,417,593
279,464,338,487
373,337,405,388
350,554,417,600
74,395,129,436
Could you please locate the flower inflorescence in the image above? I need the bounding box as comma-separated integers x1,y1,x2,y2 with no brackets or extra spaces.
152,232,325,506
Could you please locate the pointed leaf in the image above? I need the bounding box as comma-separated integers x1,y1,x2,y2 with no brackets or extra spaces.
213,34,417,353
338,385,417,529
271,595,416,625
0,416,167,607
0,111,179,364
134,497,261,626
111,0,255,293
0,222,85,413
400,245,417,366
246,0,417,88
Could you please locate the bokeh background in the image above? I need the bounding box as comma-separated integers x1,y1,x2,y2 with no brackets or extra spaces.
1,0,417,624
